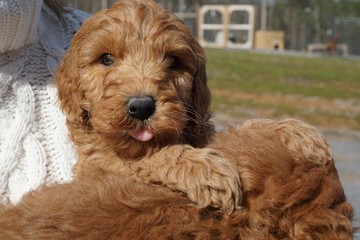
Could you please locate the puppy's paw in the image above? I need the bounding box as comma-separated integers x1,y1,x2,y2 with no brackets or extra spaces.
130,145,242,213
173,147,242,213
276,119,332,164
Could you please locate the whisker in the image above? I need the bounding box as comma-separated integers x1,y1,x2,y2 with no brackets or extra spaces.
183,102,213,129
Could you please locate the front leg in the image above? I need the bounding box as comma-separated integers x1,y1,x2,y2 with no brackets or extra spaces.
128,145,242,214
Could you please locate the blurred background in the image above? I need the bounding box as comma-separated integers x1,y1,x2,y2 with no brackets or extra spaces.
68,0,360,55
68,0,360,235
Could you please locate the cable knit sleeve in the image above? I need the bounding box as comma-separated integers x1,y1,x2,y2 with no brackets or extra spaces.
0,0,43,53
0,5,90,203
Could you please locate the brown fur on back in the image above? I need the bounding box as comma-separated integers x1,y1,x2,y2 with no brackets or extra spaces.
0,119,354,239
0,175,235,240
210,120,354,239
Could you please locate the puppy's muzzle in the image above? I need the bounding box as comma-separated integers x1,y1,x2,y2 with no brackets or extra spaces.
127,96,156,121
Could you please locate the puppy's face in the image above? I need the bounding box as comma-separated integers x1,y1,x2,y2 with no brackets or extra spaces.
56,0,212,159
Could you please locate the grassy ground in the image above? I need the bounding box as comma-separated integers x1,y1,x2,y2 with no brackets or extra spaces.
206,48,360,131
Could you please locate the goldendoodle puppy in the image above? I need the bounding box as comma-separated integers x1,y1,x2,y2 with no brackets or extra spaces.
0,119,354,239
56,0,241,212
0,0,354,239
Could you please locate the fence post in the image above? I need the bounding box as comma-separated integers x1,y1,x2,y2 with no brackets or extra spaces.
101,0,108,9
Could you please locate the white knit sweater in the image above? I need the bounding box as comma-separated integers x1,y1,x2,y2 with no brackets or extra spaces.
0,2,89,203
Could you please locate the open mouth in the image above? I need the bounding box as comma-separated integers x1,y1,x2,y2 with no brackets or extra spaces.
129,129,154,142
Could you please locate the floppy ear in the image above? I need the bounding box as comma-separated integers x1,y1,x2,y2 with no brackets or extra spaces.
55,39,89,132
56,10,113,134
183,42,215,147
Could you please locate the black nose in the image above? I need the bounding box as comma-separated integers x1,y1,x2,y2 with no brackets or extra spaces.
127,96,156,121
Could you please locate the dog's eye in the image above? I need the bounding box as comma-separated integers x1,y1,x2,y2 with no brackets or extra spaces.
100,53,115,66
168,55,179,69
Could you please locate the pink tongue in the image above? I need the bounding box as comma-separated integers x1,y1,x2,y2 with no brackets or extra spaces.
129,129,154,142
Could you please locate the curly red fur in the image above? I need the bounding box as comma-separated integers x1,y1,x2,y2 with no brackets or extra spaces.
0,119,354,239
54,0,241,211
0,0,354,239
57,0,213,163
